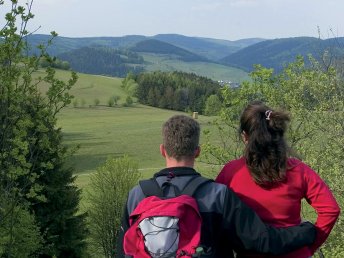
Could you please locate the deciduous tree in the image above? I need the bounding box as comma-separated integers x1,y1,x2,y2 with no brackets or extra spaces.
0,1,87,257
86,156,140,257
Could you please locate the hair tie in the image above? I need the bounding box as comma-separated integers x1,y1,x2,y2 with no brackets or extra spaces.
265,110,272,120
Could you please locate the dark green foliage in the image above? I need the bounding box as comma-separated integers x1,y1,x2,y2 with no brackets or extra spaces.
33,163,88,257
0,1,87,257
58,46,144,77
134,71,221,114
39,56,70,70
0,200,43,257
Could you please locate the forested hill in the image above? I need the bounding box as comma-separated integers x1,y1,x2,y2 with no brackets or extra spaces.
58,47,144,77
25,34,146,56
152,34,265,60
129,39,208,62
221,37,344,72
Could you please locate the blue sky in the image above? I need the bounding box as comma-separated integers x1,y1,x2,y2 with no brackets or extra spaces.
4,0,344,40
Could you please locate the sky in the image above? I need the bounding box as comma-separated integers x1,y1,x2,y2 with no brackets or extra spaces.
2,0,344,41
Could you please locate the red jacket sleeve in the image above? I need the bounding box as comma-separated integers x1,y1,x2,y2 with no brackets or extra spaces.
216,159,241,185
215,166,228,184
302,163,340,253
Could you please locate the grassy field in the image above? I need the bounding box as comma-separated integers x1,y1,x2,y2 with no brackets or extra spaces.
52,70,221,190
141,53,249,83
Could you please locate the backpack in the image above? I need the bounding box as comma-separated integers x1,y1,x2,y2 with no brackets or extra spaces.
123,176,212,258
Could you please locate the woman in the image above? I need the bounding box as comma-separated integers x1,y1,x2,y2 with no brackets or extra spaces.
216,101,340,258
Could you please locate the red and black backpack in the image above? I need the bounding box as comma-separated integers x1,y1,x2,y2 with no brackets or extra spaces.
123,176,212,258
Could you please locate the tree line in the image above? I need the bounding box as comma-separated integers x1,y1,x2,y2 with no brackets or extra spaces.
132,71,221,114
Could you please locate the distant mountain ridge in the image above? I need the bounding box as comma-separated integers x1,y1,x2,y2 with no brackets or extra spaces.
25,34,344,79
152,34,265,60
26,33,264,61
221,36,344,72
26,34,146,56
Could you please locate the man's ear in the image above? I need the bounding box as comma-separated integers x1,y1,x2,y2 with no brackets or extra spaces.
160,144,167,157
194,146,201,158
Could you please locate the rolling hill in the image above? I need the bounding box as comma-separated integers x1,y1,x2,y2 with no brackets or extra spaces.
152,34,265,60
129,39,208,62
221,37,344,72
25,34,146,56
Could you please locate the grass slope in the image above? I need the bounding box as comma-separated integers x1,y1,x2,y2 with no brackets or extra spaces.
141,53,249,83
50,70,220,190
130,39,207,62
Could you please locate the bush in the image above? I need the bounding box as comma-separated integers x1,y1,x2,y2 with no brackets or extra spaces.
94,98,100,106
125,96,133,106
86,156,141,257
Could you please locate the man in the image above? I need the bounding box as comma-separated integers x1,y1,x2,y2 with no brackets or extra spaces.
117,115,316,257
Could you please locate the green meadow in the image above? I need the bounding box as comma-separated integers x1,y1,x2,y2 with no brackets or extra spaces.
52,70,220,191
141,53,249,83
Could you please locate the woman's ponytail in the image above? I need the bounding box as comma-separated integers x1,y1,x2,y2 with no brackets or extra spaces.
240,101,290,186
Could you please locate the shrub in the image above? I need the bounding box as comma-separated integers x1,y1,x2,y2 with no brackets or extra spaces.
86,156,141,257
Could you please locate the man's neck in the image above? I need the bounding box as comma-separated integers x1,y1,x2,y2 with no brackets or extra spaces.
165,157,195,168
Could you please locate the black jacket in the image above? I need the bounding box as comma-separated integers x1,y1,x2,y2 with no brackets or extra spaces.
116,167,316,257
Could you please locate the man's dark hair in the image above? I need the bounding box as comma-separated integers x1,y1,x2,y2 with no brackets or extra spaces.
162,115,200,160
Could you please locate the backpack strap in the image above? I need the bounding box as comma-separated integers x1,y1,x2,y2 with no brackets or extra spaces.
139,176,213,198
139,178,164,197
182,176,213,197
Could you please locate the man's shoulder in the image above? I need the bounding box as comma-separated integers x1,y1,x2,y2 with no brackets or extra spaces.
192,178,229,212
128,184,143,195
200,178,228,192
127,184,146,214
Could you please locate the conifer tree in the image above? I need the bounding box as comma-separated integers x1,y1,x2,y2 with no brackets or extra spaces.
0,1,87,257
